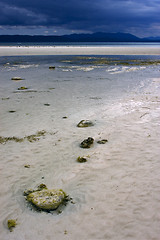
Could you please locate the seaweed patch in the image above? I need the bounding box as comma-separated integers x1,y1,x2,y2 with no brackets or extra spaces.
0,130,47,144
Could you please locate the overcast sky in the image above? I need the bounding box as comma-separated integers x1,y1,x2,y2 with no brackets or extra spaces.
0,0,160,37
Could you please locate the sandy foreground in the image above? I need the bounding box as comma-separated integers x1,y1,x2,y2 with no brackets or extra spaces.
0,55,160,240
0,45,160,56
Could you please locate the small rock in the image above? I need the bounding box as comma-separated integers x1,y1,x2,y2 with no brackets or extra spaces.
80,137,94,148
24,164,30,168
77,120,94,127
77,156,87,163
44,103,50,106
11,77,23,81
18,86,28,90
97,139,108,144
8,110,16,113
49,66,55,70
7,219,17,232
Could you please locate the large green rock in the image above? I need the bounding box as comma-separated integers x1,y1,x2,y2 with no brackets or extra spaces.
27,188,66,210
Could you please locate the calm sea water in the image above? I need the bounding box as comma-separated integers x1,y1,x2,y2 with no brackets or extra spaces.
0,54,160,105
0,41,160,47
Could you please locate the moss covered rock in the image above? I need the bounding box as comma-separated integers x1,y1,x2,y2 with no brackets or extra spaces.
77,120,94,127
26,188,66,210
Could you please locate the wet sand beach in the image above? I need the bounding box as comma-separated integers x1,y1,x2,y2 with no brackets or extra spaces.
0,50,160,240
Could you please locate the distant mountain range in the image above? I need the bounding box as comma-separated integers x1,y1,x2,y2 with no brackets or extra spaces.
0,32,160,42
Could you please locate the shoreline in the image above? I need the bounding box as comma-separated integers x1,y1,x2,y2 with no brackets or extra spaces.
0,45,160,56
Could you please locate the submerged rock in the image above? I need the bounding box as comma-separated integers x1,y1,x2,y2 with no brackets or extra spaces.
80,137,94,148
25,185,67,211
11,77,23,81
97,139,108,144
7,219,17,232
77,120,94,127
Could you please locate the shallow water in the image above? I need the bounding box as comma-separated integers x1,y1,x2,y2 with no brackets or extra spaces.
0,55,160,240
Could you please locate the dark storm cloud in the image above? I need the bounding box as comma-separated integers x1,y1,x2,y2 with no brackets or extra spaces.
0,0,160,35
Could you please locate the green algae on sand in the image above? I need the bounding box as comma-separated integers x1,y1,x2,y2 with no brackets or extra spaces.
0,130,46,144
7,219,17,232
